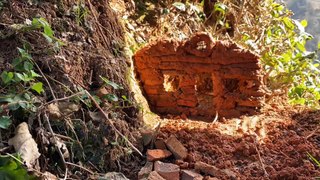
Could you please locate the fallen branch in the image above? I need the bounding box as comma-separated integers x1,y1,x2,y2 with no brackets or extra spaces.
84,90,143,157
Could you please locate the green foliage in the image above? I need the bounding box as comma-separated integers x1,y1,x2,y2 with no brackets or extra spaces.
10,17,63,51
73,0,89,26
0,116,11,129
241,0,320,107
0,47,44,126
100,75,123,90
0,155,35,180
285,0,320,52
31,18,64,50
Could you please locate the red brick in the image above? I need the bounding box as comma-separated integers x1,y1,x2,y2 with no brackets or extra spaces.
147,149,172,161
154,161,180,180
194,161,220,176
181,170,203,180
148,171,166,180
177,99,198,108
165,135,188,160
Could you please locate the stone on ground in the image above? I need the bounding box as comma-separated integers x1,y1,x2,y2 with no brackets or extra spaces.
194,161,220,177
154,161,180,180
147,149,172,161
181,170,204,180
147,171,166,180
165,135,188,159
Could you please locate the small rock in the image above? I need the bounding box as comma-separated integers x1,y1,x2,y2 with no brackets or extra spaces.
186,153,195,163
194,161,220,177
148,171,166,180
181,170,203,180
165,135,188,160
154,161,180,180
175,159,189,169
138,162,153,179
154,139,167,149
58,102,80,115
47,103,61,118
147,149,172,161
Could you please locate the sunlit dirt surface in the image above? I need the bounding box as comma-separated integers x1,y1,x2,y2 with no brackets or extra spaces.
158,109,320,179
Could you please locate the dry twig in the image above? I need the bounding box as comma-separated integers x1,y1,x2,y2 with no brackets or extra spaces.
306,127,320,140
84,90,143,157
254,140,269,179
65,162,94,175
43,113,67,170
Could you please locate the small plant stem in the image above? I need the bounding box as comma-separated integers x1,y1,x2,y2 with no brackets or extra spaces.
65,162,94,175
44,91,85,106
31,59,56,100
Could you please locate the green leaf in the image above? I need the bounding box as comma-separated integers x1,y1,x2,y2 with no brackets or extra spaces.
103,94,119,102
283,17,295,30
15,73,32,82
0,155,35,180
214,3,227,14
99,76,123,90
0,96,13,103
0,116,12,129
172,2,186,11
93,95,102,105
23,93,31,101
1,71,14,84
23,61,33,71
30,70,41,78
31,82,44,94
42,33,53,43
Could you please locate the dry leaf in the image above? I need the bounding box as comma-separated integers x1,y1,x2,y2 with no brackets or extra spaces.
47,103,62,118
8,122,41,168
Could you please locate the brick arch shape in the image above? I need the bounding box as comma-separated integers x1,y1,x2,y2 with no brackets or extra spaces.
134,32,265,119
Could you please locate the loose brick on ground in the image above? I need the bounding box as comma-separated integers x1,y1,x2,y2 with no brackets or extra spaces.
154,161,180,180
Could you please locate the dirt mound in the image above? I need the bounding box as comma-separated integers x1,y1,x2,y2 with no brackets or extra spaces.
156,109,320,179
0,1,142,179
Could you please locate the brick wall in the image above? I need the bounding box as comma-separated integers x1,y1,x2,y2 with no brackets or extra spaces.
134,32,265,119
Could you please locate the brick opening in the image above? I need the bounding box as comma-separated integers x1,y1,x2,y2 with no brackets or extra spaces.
195,74,214,116
163,74,179,92
224,79,239,93
134,32,266,119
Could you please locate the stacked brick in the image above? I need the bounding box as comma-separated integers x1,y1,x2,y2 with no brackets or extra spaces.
134,32,265,118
